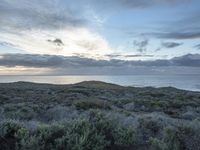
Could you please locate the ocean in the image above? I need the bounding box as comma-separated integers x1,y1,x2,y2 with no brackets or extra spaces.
0,75,200,91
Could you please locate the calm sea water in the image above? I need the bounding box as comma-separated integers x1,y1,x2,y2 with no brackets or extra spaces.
0,75,200,91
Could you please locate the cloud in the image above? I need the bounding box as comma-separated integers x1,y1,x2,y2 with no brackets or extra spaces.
143,11,200,40
0,0,87,31
0,54,65,68
0,53,200,75
105,54,154,59
0,0,190,32
77,40,99,51
0,54,125,68
47,38,64,46
172,54,200,67
129,5,200,42
133,39,149,52
161,42,183,48
0,25,112,57
194,44,200,49
0,41,17,48
0,53,200,69
88,0,188,11
0,0,198,59
155,48,162,52
150,31,200,40
0,0,113,56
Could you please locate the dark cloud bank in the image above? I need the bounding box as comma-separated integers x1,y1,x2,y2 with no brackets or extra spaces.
0,53,200,75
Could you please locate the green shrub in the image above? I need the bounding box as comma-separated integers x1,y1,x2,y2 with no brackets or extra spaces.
138,118,163,136
113,126,136,147
19,124,66,150
4,111,137,150
149,123,200,150
15,128,31,150
88,110,137,149
0,121,22,137
0,121,23,150
149,137,166,150
74,100,111,110
149,127,182,150
3,113,200,150
64,119,108,150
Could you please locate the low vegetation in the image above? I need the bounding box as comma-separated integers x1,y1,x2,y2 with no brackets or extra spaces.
0,81,200,150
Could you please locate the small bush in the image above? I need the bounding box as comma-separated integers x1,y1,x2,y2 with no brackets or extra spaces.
149,121,200,150
113,126,136,147
64,119,109,150
74,100,111,110
0,121,23,150
149,137,166,150
16,123,69,150
88,110,137,149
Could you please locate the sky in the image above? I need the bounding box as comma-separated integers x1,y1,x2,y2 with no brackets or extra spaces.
0,0,200,75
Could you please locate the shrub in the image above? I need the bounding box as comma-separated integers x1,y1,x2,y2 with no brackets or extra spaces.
113,126,136,147
150,122,200,150
138,118,163,138
74,100,111,110
64,119,108,150
18,124,66,150
149,137,166,150
15,128,31,150
3,111,136,150
0,121,23,150
88,110,137,149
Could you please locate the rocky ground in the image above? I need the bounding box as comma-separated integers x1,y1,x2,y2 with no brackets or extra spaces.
0,81,200,150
